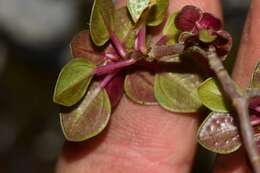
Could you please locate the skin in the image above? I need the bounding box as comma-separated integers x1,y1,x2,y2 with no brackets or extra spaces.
214,0,260,172
55,0,259,172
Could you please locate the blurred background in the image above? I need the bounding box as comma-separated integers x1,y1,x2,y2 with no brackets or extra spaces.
0,0,249,172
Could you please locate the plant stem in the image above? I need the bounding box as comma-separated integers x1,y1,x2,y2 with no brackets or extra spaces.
110,32,127,58
95,58,136,76
85,71,119,110
156,35,170,46
135,25,147,54
105,52,120,61
251,117,260,126
190,46,260,173
148,43,185,59
99,71,119,88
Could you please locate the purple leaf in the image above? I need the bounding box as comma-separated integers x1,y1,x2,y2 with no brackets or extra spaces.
214,30,232,60
250,97,260,113
175,5,202,32
70,30,105,65
198,13,222,31
175,6,222,33
249,96,260,118
105,73,124,109
197,112,241,154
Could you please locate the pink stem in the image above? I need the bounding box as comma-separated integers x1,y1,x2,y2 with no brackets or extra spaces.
95,58,136,76
135,25,147,54
105,52,120,61
99,71,118,88
85,71,119,109
251,115,260,126
251,119,260,126
156,35,169,46
110,32,127,58
254,106,260,113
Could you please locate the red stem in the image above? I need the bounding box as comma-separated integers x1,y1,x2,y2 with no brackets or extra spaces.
135,25,147,54
251,117,260,126
110,32,127,58
95,58,136,76
99,71,119,88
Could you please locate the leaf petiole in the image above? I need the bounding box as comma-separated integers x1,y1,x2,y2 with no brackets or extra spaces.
250,115,260,126
95,58,136,76
135,25,147,54
110,32,127,58
99,71,119,88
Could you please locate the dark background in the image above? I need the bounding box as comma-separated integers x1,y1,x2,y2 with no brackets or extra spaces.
0,0,249,172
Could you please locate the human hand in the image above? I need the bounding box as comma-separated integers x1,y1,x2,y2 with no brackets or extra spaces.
55,0,259,172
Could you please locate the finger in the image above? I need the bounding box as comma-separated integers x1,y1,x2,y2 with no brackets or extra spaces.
213,1,260,172
55,1,222,173
233,0,260,88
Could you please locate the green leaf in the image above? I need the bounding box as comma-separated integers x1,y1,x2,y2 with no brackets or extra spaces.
53,58,96,106
199,29,217,43
114,7,135,50
154,72,202,113
60,83,111,142
250,62,260,89
127,0,150,23
124,71,157,105
197,112,241,154
90,0,114,46
163,12,178,36
147,0,169,26
198,78,229,112
162,12,180,44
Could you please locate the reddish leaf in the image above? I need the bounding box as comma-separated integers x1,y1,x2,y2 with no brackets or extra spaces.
197,112,241,154
70,30,105,65
214,30,232,60
105,73,124,109
198,13,222,31
249,96,260,116
125,71,157,105
60,83,111,142
175,5,202,32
